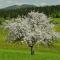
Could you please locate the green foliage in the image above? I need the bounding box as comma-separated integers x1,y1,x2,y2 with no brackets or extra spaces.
0,18,5,24
0,5,60,18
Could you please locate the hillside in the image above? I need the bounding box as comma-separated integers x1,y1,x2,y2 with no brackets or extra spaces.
0,4,60,18
2,4,36,10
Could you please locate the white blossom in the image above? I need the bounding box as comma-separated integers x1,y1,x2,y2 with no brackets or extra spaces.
5,12,56,46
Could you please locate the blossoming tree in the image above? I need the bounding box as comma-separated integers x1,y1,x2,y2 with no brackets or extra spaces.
5,12,56,55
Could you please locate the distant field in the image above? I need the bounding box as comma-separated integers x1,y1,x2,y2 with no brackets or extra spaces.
53,18,60,24
0,18,60,60
54,25,60,32
53,18,60,32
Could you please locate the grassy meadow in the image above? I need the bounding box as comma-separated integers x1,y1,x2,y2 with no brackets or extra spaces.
0,18,60,60
53,18,60,24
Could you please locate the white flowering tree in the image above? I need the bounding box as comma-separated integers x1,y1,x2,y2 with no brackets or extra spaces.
5,12,56,55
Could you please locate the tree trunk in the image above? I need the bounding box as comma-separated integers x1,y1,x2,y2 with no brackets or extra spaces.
30,46,34,55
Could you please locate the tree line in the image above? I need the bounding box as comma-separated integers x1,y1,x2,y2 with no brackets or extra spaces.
0,5,60,19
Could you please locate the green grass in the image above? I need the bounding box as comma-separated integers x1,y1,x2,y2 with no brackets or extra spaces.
53,18,60,32
54,25,60,32
0,18,60,60
0,48,60,60
53,18,60,24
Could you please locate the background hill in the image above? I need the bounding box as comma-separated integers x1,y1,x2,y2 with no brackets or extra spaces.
2,4,36,10
0,4,60,18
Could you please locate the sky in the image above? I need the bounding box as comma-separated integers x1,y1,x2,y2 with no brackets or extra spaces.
0,0,60,8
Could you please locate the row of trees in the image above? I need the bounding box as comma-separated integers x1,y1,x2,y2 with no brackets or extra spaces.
0,5,60,18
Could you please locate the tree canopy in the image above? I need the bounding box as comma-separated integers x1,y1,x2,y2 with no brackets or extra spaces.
5,12,56,55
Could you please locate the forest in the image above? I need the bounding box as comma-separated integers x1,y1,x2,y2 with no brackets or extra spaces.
0,5,60,18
